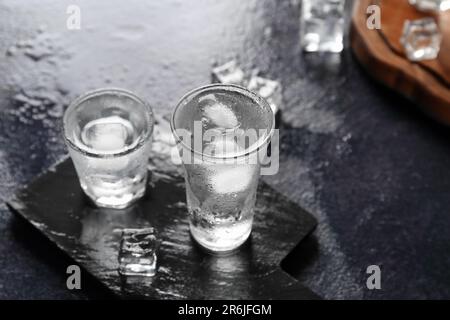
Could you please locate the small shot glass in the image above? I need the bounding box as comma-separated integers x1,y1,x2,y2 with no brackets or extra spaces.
63,88,154,209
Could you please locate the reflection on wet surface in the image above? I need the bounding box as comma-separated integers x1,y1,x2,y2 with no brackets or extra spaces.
8,147,317,298
80,202,150,272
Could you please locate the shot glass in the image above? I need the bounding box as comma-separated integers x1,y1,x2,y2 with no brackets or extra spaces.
63,88,154,209
171,84,275,253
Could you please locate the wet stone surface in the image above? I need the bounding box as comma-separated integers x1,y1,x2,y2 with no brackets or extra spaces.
1,0,450,299
7,156,318,299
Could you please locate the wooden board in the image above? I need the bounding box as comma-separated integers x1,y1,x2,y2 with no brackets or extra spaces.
350,0,450,124
6,117,319,300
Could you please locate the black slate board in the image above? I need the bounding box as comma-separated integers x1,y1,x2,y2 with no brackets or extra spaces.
7,147,318,299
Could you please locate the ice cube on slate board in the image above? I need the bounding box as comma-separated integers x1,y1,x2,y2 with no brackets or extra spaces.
211,60,246,86
118,227,159,277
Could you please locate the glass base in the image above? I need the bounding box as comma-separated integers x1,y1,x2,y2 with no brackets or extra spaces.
83,186,145,209
189,221,252,254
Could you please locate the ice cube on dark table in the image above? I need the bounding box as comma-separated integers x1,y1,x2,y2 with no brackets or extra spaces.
211,60,247,86
247,76,283,114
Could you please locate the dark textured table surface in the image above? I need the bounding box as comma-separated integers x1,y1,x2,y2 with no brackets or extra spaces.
1,0,449,300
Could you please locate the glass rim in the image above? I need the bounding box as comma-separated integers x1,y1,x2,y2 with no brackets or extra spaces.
63,87,154,158
170,84,275,160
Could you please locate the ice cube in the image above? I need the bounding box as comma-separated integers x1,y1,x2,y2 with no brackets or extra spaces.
409,0,450,12
204,135,244,157
211,60,247,86
400,18,442,61
300,0,345,52
200,94,239,129
118,227,159,277
81,116,135,151
211,166,255,194
247,76,283,114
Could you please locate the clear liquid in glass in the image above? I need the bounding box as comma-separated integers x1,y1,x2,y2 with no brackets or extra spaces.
173,86,273,252
64,89,153,209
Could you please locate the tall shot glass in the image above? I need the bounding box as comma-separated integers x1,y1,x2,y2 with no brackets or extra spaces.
63,88,154,209
171,84,275,253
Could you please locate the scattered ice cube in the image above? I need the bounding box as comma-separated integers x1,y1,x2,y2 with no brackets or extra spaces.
200,94,240,129
300,0,345,52
400,18,442,61
81,116,136,151
408,0,450,12
118,227,159,277
247,76,283,114
211,60,247,86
